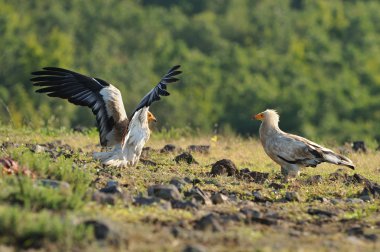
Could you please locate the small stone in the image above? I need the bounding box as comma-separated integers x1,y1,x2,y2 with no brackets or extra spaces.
160,144,177,153
194,213,223,232
306,175,323,185
140,159,157,166
268,182,285,190
169,177,187,192
211,192,228,204
252,191,271,203
352,141,367,153
182,244,206,252
31,144,46,153
364,234,378,241
359,195,372,202
307,208,336,217
171,199,199,210
240,207,262,219
331,198,343,205
133,196,161,206
245,171,269,184
83,220,109,240
352,173,368,184
185,187,212,205
91,191,117,205
210,159,238,176
148,184,182,201
345,198,364,204
187,145,210,154
37,179,70,190
174,152,198,165
285,191,301,202
99,180,122,194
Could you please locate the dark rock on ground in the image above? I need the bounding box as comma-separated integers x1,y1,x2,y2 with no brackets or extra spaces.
160,144,177,153
240,207,262,220
169,177,188,192
182,244,206,252
240,170,269,184
194,213,223,232
148,184,182,201
100,180,122,194
346,198,364,204
91,191,117,205
140,159,157,166
83,220,110,240
352,173,369,184
37,179,70,190
211,192,228,204
187,145,210,154
352,141,367,153
174,152,198,165
358,180,380,199
210,159,238,176
252,191,271,203
141,147,154,158
268,182,285,190
307,208,336,217
185,187,212,205
364,234,378,241
306,175,323,185
285,191,301,202
171,199,199,210
133,196,162,206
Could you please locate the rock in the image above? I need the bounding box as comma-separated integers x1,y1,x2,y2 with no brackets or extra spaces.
210,159,238,176
352,173,368,184
364,234,378,241
31,144,46,153
307,208,336,217
312,197,329,203
83,220,109,240
352,141,367,153
187,145,210,154
174,152,198,164
285,191,301,202
171,199,199,210
240,207,262,219
133,196,161,206
37,179,70,190
99,180,122,194
346,198,364,204
346,226,364,236
139,159,157,166
252,191,271,203
211,192,228,204
194,213,223,232
148,184,182,201
160,144,177,153
306,175,323,185
359,180,380,199
182,244,206,252
241,171,269,184
91,191,117,205
169,177,187,192
331,198,343,205
185,187,212,205
268,182,285,190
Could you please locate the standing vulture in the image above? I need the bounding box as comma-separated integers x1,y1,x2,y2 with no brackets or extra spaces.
31,65,181,167
254,109,355,177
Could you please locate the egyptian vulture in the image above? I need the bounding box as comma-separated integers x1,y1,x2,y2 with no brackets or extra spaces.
31,65,181,167
254,109,355,177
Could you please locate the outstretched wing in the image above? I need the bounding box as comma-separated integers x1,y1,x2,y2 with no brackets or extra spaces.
31,67,128,147
130,65,181,117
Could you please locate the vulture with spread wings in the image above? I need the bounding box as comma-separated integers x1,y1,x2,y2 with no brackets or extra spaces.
254,109,354,178
31,65,181,167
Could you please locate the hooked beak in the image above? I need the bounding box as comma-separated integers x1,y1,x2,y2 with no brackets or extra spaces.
253,113,264,121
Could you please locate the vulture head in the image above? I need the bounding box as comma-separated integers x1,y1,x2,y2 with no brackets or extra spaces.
147,111,157,123
253,109,280,126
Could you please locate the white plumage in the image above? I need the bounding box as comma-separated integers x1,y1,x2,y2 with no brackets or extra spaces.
32,66,181,167
254,109,355,177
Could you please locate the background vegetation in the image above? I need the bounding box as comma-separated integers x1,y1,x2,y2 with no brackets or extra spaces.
1,0,380,142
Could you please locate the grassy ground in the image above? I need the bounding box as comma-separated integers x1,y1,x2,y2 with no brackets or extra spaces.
0,126,379,251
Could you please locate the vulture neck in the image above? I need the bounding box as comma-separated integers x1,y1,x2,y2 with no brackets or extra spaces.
259,115,281,142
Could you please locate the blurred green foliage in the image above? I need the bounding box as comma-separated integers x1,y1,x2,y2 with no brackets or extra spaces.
0,0,379,142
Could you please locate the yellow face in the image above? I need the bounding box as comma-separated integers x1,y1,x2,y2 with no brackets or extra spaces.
147,111,157,123
253,112,265,121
